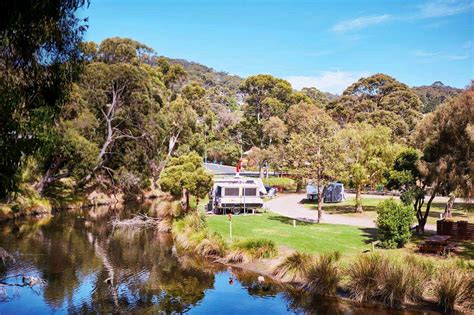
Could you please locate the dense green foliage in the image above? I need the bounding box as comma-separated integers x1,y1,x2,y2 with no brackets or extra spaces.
159,152,212,210
262,177,296,190
0,0,87,198
1,8,470,230
376,199,414,248
413,81,462,113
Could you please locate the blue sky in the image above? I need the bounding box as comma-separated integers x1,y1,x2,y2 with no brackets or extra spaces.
79,0,473,94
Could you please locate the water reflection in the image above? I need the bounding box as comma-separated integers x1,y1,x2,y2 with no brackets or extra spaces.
0,203,435,314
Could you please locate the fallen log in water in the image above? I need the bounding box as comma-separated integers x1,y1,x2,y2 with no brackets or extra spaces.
110,213,161,230
0,247,15,265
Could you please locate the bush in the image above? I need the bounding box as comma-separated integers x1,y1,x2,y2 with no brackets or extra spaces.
232,238,277,260
263,177,296,191
347,253,385,302
434,267,471,312
195,233,226,258
273,251,313,282
303,251,341,296
377,259,411,307
376,199,414,248
347,254,433,307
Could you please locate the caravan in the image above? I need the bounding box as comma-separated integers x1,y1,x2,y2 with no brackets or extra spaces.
207,177,266,214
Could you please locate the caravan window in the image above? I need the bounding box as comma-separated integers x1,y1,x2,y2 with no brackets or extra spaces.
224,188,239,196
243,188,257,196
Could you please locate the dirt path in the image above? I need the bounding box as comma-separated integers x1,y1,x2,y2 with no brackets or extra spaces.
264,193,436,231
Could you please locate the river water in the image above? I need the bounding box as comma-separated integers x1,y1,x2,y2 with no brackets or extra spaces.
0,203,438,314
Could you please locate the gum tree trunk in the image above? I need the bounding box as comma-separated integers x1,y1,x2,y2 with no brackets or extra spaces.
355,185,363,213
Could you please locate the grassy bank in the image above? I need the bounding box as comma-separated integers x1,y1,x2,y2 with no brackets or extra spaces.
304,197,474,224
207,212,373,255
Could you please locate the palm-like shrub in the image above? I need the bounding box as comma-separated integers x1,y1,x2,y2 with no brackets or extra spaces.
273,251,313,282
303,251,341,296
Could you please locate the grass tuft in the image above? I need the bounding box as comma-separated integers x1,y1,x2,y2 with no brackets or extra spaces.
232,238,277,260
273,251,313,282
434,267,471,312
346,253,384,303
303,251,341,296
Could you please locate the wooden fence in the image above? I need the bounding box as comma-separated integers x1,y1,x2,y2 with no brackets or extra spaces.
437,220,474,240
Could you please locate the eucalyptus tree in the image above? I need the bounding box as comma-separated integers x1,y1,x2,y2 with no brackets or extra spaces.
327,74,423,139
339,123,401,212
408,84,473,233
0,0,87,198
285,108,342,222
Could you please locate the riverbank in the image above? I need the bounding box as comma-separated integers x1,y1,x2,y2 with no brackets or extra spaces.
0,186,166,223
174,209,473,313
222,248,451,315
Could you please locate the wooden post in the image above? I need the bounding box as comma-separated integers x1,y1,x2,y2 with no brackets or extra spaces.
228,213,233,240
293,219,296,228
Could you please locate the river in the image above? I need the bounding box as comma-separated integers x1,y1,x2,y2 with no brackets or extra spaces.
0,202,437,314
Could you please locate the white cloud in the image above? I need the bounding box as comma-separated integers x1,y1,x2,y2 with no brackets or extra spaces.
419,0,474,18
285,71,371,94
331,14,391,33
412,49,470,62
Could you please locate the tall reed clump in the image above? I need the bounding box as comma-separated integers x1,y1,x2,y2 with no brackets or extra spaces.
172,211,226,258
346,253,385,303
273,251,313,282
347,254,434,307
404,255,434,302
434,267,471,312
223,238,277,263
303,251,341,296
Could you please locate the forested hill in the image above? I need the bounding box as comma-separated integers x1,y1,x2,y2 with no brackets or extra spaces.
170,56,462,114
412,81,463,113
168,58,245,106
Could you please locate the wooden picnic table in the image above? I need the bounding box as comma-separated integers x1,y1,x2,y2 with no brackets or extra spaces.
425,235,451,244
419,235,454,255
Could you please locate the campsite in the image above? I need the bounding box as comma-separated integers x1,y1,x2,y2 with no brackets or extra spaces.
0,1,473,314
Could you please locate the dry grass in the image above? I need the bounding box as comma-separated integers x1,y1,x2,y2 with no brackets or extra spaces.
232,238,277,260
434,267,472,312
303,251,341,296
221,249,249,263
273,251,313,282
195,233,226,258
346,253,384,303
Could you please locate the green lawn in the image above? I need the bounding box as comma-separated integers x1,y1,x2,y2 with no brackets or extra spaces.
207,212,374,255
304,197,474,224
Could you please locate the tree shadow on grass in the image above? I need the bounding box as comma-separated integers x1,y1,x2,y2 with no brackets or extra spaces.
359,227,378,244
456,241,474,260
323,205,378,214
267,215,316,226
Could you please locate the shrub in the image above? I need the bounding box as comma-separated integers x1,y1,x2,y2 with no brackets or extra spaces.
434,267,471,312
347,254,433,306
346,253,385,302
262,177,296,191
273,251,313,282
376,259,411,307
376,199,414,248
232,238,277,260
195,233,226,258
405,255,434,302
184,210,207,232
303,251,341,296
